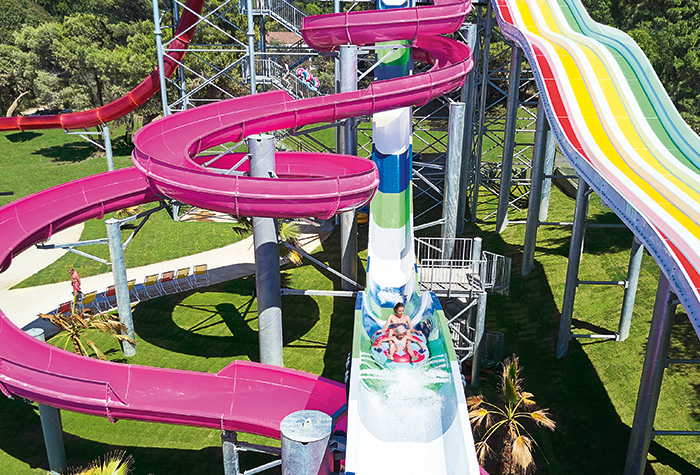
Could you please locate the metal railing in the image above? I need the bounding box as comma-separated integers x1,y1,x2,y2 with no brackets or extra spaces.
414,237,511,296
240,0,306,34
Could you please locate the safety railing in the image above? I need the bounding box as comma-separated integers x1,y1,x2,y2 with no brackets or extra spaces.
240,0,306,34
414,237,511,296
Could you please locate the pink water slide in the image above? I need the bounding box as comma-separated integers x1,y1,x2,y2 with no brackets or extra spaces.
0,0,472,448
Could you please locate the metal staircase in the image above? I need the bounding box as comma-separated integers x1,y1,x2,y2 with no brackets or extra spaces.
239,0,306,35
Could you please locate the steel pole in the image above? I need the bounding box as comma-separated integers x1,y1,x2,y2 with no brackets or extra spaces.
222,430,241,475
103,125,114,171
472,3,494,222
249,134,283,366
106,218,137,357
539,114,556,219
457,23,479,233
281,410,333,475
617,237,644,341
172,1,188,109
470,292,487,388
151,0,170,116
246,0,257,94
624,272,676,475
340,45,359,290
442,102,466,259
495,47,522,233
556,178,589,358
26,328,67,475
522,99,547,276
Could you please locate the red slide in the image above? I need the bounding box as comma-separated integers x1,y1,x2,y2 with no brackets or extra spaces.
0,0,205,132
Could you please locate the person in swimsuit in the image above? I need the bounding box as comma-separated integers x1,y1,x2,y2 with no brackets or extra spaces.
388,325,426,362
380,302,421,336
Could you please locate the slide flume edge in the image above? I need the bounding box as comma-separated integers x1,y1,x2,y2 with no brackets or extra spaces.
492,0,700,334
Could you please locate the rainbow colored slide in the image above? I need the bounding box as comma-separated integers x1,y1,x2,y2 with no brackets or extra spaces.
0,0,479,471
493,0,700,337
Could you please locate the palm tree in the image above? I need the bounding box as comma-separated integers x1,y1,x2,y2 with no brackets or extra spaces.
467,354,556,475
38,308,135,360
59,451,133,475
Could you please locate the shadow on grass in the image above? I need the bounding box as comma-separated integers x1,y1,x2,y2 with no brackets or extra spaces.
0,396,279,475
464,227,699,475
133,279,320,361
33,141,95,163
3,131,42,143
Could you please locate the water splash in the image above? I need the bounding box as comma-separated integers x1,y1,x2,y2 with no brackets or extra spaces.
360,365,453,443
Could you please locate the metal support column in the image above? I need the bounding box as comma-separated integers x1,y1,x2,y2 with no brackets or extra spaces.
249,134,283,366
442,102,466,259
522,99,547,276
26,328,67,475
623,272,676,475
151,0,170,116
106,218,137,357
245,0,257,94
103,125,114,171
339,45,359,290
617,237,644,341
281,410,333,475
538,115,556,220
556,177,589,358
471,291,487,388
172,1,188,109
495,47,522,233
471,3,494,222
222,430,240,475
457,23,479,234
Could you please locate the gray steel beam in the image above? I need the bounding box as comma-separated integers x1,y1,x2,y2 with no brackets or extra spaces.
617,237,644,341
248,134,283,367
522,99,547,276
103,125,114,172
624,272,677,475
470,292,487,388
152,0,170,116
471,2,493,222
26,328,67,475
246,0,257,93
339,45,359,290
106,218,137,357
222,430,241,475
495,47,522,233
457,23,479,234
539,117,556,220
442,102,466,259
556,178,590,358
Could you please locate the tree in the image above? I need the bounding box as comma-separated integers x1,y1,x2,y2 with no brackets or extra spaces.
581,0,700,132
38,308,135,359
467,354,556,474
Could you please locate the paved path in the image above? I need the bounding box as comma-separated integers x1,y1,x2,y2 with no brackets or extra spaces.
0,218,334,331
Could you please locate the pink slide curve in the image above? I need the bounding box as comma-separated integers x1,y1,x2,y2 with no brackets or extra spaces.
0,0,472,447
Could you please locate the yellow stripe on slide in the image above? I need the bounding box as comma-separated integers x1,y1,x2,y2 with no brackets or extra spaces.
514,0,700,237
